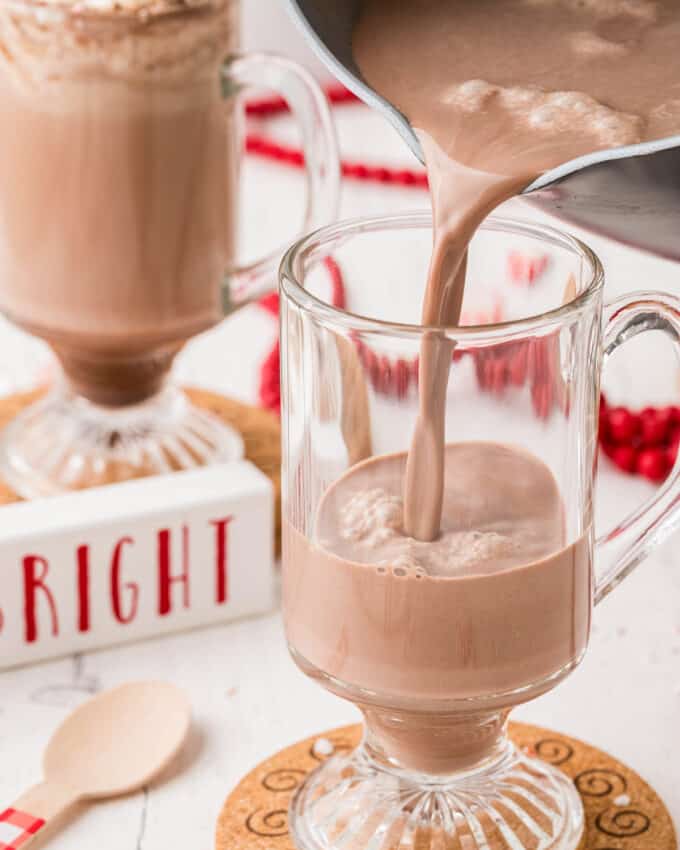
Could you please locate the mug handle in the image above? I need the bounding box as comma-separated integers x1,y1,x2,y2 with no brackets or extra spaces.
221,52,340,313
595,291,680,604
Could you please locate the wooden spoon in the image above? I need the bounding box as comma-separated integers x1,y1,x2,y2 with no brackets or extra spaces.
1,682,190,848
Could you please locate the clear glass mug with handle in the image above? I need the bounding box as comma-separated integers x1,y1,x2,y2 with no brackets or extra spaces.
0,0,339,496
279,212,680,850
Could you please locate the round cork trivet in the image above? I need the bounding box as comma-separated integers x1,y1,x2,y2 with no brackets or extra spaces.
216,722,676,850
0,386,282,551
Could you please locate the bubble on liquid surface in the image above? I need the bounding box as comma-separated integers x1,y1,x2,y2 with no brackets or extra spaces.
340,488,518,577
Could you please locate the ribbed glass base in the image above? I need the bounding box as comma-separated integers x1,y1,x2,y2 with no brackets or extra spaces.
290,740,584,850
0,383,243,497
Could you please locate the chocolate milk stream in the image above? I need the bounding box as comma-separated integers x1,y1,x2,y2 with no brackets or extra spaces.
354,0,680,540
0,0,238,405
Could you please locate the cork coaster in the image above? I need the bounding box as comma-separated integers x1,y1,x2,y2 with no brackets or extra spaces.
216,722,676,850
0,386,282,551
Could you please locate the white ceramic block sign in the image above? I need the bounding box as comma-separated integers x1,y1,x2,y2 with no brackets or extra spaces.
0,461,275,669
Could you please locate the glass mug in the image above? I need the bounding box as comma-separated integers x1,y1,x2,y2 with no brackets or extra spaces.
280,213,680,850
0,0,338,496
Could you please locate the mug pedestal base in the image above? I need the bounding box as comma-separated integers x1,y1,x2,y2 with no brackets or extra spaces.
290,741,583,850
0,384,243,497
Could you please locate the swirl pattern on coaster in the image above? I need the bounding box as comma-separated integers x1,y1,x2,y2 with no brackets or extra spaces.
575,768,628,797
245,808,289,838
596,808,652,838
535,737,576,765
261,769,307,793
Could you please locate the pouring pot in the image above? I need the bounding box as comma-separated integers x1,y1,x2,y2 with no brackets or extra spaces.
286,0,680,261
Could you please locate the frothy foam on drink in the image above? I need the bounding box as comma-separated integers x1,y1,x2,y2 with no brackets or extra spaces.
441,80,642,147
335,487,517,577
0,0,235,88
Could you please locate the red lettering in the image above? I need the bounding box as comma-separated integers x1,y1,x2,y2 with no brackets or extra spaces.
23,555,59,643
110,537,138,625
158,526,190,616
76,545,90,633
211,517,233,604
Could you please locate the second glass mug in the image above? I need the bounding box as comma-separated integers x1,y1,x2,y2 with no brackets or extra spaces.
0,0,339,496
280,213,680,850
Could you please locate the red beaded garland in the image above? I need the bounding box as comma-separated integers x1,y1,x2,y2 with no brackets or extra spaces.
246,84,358,118
599,404,679,482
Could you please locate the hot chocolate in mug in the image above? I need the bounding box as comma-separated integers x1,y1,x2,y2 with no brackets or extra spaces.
280,213,680,850
0,0,339,496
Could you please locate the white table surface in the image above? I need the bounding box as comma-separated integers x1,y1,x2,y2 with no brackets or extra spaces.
0,98,679,849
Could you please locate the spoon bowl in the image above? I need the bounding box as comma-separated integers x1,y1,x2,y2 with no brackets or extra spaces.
43,681,191,799
286,0,680,260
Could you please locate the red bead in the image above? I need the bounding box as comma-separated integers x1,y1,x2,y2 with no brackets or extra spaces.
363,348,379,388
667,425,680,465
636,448,670,482
378,356,393,394
482,353,496,391
532,382,552,420
395,359,411,399
639,406,672,446
506,251,549,286
258,341,281,414
528,255,549,283
259,292,280,316
600,441,615,459
669,423,680,450
598,406,610,443
607,407,640,444
509,345,529,386
491,357,508,394
411,356,420,385
473,351,487,389
606,444,638,473
532,341,550,377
